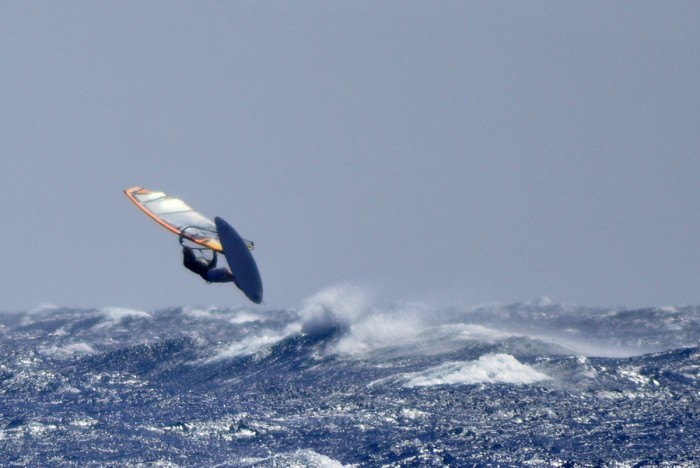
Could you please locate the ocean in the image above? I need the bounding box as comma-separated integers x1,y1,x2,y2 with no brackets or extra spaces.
1,285,698,466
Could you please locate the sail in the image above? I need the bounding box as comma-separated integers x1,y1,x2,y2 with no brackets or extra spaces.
124,186,253,252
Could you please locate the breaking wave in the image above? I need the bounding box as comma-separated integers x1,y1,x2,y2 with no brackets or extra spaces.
373,354,551,388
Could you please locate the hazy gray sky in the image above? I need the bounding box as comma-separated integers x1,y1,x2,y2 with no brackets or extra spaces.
2,2,699,311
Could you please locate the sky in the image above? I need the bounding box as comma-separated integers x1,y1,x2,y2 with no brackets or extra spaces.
1,2,699,311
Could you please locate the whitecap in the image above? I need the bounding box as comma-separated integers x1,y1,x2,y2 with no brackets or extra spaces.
39,342,95,357
241,449,354,467
229,311,264,324
402,353,550,387
28,303,60,314
93,307,152,329
200,332,285,363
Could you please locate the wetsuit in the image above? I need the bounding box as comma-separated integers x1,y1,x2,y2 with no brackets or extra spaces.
182,247,235,283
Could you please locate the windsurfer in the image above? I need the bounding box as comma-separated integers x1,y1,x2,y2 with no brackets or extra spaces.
182,246,235,284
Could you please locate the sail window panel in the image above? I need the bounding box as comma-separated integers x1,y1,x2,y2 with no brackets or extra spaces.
134,190,166,203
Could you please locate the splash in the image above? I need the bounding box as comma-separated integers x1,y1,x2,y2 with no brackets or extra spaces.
294,285,555,358
297,284,373,335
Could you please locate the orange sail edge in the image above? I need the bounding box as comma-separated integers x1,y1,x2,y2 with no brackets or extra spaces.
123,186,224,252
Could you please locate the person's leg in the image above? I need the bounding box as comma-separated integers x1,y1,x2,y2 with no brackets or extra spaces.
206,268,235,283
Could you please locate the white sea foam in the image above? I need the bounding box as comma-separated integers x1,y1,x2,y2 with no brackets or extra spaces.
284,449,353,468
229,311,264,324
247,449,354,468
619,366,657,386
296,285,522,357
20,303,61,326
331,309,423,355
295,284,692,360
93,307,152,329
28,303,60,314
182,306,263,324
182,306,226,320
402,354,550,387
297,283,373,332
201,332,284,363
39,342,95,357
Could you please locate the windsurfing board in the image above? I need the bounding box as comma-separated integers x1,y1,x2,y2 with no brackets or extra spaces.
215,216,263,304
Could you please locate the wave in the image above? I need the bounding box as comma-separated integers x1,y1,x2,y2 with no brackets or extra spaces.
2,284,699,393
292,285,700,359
3,285,699,363
2,286,699,466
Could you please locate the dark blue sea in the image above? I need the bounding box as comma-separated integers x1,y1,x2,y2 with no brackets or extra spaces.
1,286,699,466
